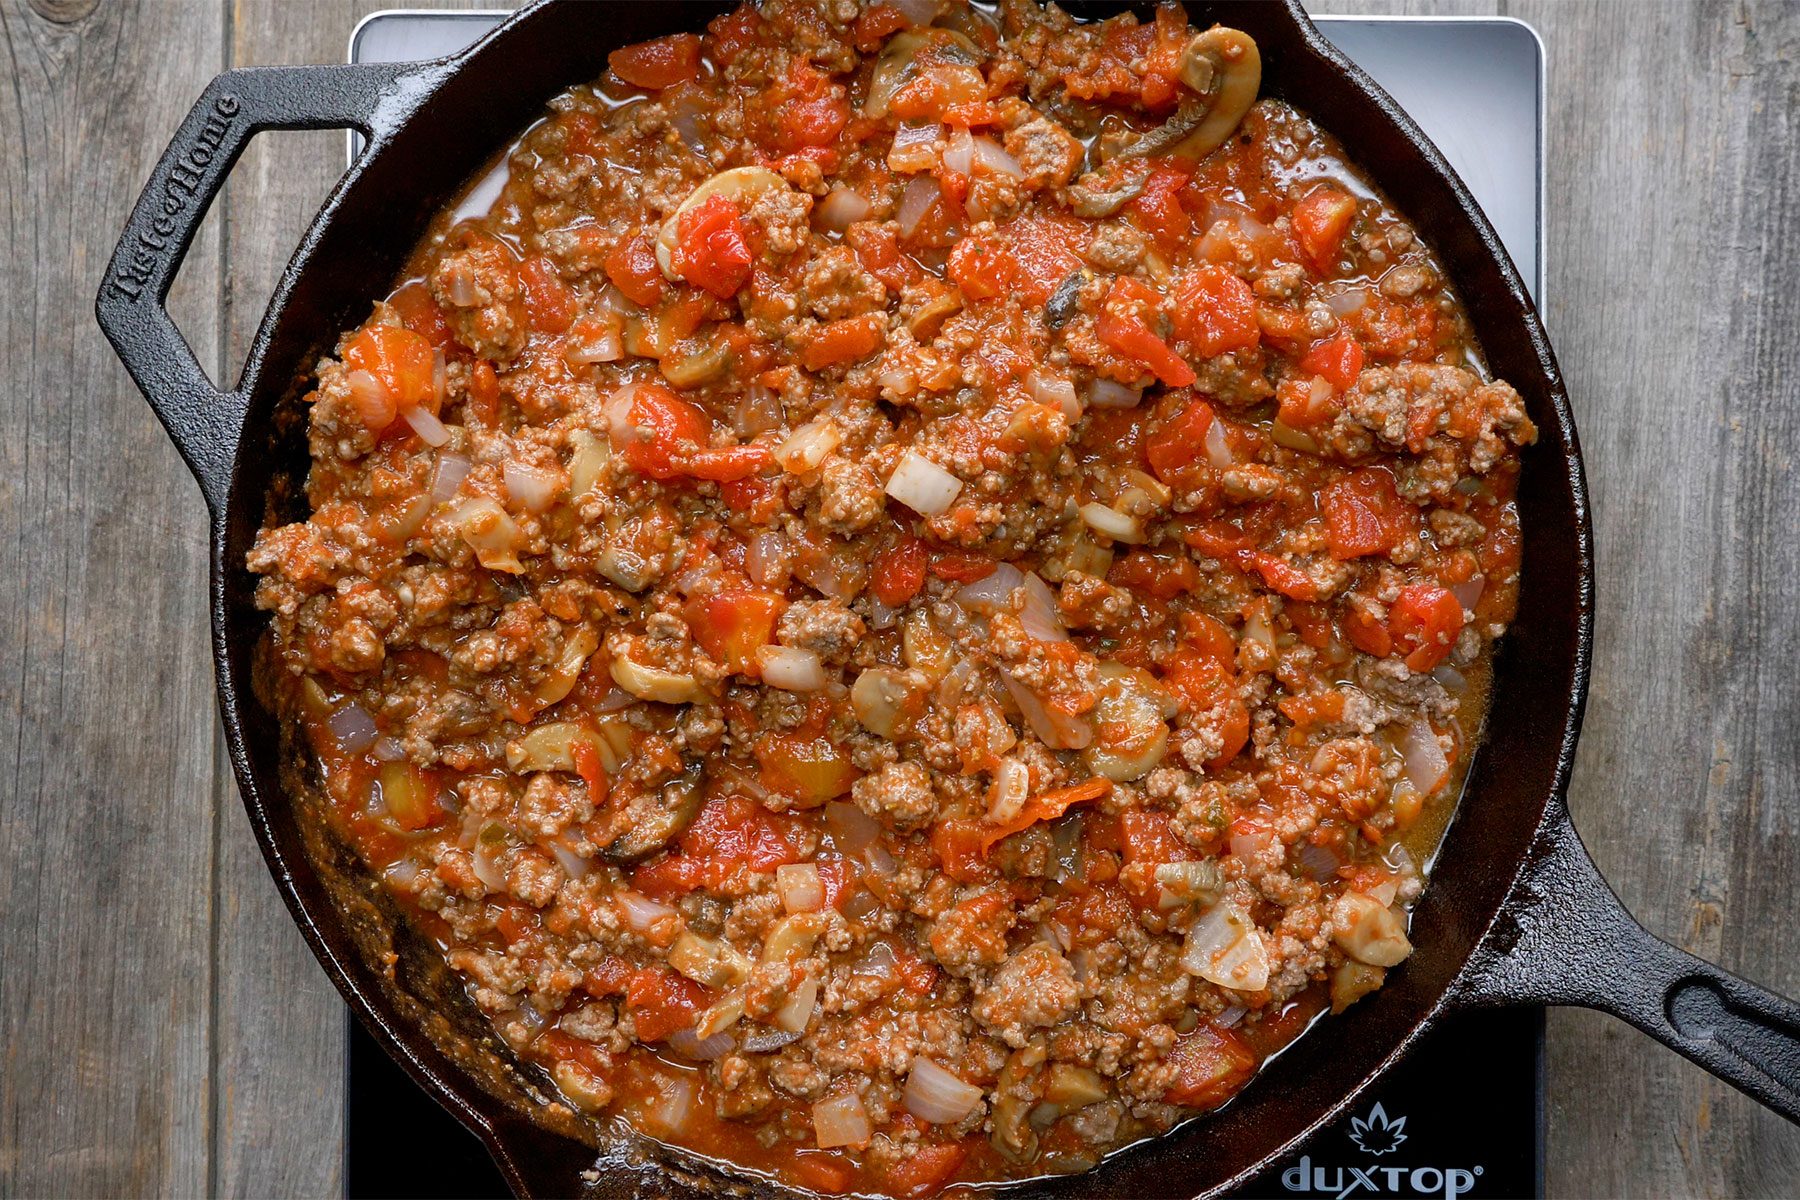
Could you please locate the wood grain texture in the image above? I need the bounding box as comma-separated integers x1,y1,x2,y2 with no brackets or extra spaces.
0,1,1795,1197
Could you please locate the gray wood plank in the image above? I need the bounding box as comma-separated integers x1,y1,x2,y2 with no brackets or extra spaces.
210,4,497,1196
1500,1,1800,1195
0,0,224,1196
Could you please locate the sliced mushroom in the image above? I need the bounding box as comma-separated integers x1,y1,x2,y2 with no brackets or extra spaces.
865,28,984,119
1111,26,1260,165
1043,267,1094,329
1067,159,1152,219
603,764,706,863
610,647,706,705
655,166,793,280
1082,662,1176,781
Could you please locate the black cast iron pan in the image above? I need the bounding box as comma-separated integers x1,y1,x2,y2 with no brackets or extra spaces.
94,2,1800,1195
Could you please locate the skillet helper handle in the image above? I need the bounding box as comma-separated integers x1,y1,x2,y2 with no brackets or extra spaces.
1452,813,1800,1124
94,61,411,516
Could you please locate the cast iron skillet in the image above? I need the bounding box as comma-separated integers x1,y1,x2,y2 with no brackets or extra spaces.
95,1,1800,1195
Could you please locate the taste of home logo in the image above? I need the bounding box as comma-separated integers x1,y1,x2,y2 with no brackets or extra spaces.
1280,1103,1485,1200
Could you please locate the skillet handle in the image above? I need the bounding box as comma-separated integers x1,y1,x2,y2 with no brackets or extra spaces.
94,62,411,516
1450,811,1800,1123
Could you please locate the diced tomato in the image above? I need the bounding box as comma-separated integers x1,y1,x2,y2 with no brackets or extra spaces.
816,859,852,910
612,382,769,483
1300,332,1365,390
755,734,858,806
1239,551,1324,602
1276,374,1340,430
1126,164,1193,248
794,1152,858,1196
1163,1024,1257,1108
801,313,886,371
882,1141,970,1199
1160,647,1249,768
1110,547,1197,600
518,255,576,335
387,280,453,348
635,794,805,900
852,4,909,52
980,776,1112,854
688,589,784,675
873,535,929,607
1181,611,1238,665
570,736,607,801
1145,398,1218,483
772,59,849,153
344,324,436,419
602,234,667,308
1118,808,1185,908
608,33,702,90
930,818,995,884
672,194,753,299
929,550,995,583
1175,265,1260,358
624,967,709,1042
613,382,708,479
1002,213,1086,306
1389,582,1465,672
466,359,500,426
947,235,1005,301
1098,279,1195,388
1292,185,1359,272
1341,603,1394,658
1320,467,1416,559
582,954,634,997
706,4,764,66
847,221,917,292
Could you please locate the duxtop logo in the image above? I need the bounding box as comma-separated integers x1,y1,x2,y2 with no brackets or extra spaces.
1347,1103,1408,1155
1280,1102,1485,1200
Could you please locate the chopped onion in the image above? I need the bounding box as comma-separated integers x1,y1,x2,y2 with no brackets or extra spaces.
817,186,873,234
867,598,900,631
943,128,974,176
1018,572,1067,642
1079,502,1144,544
548,842,590,881
747,531,791,588
327,703,379,753
1326,287,1371,316
564,321,622,364
401,404,450,447
345,367,393,424
615,890,677,937
775,419,843,473
885,449,963,516
988,757,1030,824
953,561,1024,614
889,122,944,174
429,452,471,502
904,1057,984,1124
777,863,826,914
371,736,406,762
824,801,881,856
1229,827,1274,863
594,684,637,714
1296,841,1342,883
471,841,506,891
1432,664,1468,694
1001,669,1092,750
383,858,423,891
735,383,784,437
1182,900,1271,992
1028,371,1081,420
1401,717,1450,795
855,941,898,979
972,135,1022,178
812,1093,872,1150
1203,414,1233,468
431,348,447,407
741,1027,805,1054
757,645,826,691
648,1074,695,1135
1449,574,1485,613
504,460,560,512
668,1026,735,1062
897,175,940,237
446,269,478,307
1217,1004,1248,1029
864,840,897,876
776,973,819,1034
1088,378,1143,409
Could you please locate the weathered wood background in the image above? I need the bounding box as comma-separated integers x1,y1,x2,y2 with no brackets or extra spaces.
0,0,1794,1196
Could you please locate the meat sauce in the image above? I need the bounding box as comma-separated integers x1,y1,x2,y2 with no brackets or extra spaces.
249,1,1535,1195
